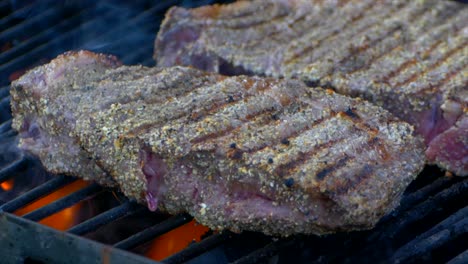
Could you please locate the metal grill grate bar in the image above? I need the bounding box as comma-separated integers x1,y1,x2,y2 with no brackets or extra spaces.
81,0,179,48
448,249,468,264
0,0,56,30
384,176,459,221
0,175,76,212
0,153,26,182
142,56,156,67
0,86,9,98
0,8,119,85
391,206,468,263
231,237,298,264
22,183,102,221
164,232,235,264
0,7,63,45
121,45,154,65
0,96,10,110
0,119,12,134
383,179,468,238
68,201,139,235
0,7,92,64
114,213,192,250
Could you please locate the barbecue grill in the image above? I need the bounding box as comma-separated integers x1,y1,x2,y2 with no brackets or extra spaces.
0,1,467,263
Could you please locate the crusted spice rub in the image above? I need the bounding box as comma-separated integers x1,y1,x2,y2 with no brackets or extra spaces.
10,51,425,236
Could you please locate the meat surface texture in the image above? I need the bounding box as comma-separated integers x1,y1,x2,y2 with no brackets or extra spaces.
10,51,425,236
154,0,468,176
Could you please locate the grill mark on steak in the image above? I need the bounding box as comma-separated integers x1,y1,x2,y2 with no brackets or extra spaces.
416,63,468,95
341,1,463,76
335,25,403,74
284,1,378,64
188,90,290,145
280,112,389,180
284,0,381,65
308,135,385,197
267,115,358,173
190,105,280,145
196,105,287,149
251,104,369,158
316,156,351,181
310,2,434,77
221,11,289,30
124,78,271,137
329,139,388,196
394,39,467,88
333,164,375,196
296,1,411,67
248,110,340,156
275,137,349,179
378,11,465,84
100,71,211,110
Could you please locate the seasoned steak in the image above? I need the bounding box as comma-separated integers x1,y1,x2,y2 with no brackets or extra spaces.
155,0,468,175
10,51,425,236
10,51,121,186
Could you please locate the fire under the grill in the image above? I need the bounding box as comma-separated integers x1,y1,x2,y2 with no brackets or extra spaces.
0,1,467,263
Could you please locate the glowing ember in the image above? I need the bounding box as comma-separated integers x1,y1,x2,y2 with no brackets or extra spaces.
14,180,90,231
146,220,210,261
0,179,14,191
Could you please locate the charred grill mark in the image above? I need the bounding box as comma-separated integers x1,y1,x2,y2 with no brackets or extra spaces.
126,122,157,138
316,156,350,181
310,2,432,74
416,63,468,95
337,0,353,8
343,107,359,120
335,6,430,75
344,44,403,76
274,137,348,178
384,20,466,84
336,24,404,74
345,5,462,76
190,125,236,145
284,0,380,64
327,136,387,196
191,92,296,146
380,58,418,84
334,164,375,196
222,11,289,30
125,79,273,138
395,40,467,88
102,70,204,109
227,148,243,160
246,110,339,155
305,1,412,66
190,105,281,145
269,0,352,40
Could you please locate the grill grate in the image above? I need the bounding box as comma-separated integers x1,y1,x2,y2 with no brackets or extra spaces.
0,1,467,263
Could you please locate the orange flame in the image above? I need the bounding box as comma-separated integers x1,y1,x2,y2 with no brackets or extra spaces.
146,219,210,261
6,177,211,258
1,179,14,191
14,180,90,231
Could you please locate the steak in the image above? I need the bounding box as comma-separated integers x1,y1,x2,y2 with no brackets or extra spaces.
10,51,425,236
154,0,468,176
